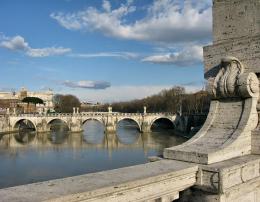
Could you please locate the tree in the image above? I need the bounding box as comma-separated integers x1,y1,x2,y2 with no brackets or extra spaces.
53,94,80,113
22,97,44,105
22,97,44,113
79,86,210,114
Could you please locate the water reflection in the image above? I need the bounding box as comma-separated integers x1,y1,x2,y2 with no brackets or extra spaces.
14,131,36,145
83,120,105,144
0,121,187,189
47,131,69,144
117,119,140,145
0,131,185,151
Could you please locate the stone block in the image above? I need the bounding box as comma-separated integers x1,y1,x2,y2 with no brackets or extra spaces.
179,155,260,202
204,35,260,78
195,155,260,193
213,0,260,43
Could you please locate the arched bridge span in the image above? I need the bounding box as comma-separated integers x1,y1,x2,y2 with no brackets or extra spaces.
8,112,177,133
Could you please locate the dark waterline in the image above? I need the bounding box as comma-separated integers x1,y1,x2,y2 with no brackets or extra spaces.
0,120,186,188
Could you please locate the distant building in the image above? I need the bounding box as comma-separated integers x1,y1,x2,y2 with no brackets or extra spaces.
80,101,102,112
80,101,101,108
0,87,54,114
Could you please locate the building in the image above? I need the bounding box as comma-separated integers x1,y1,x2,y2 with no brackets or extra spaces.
0,87,54,114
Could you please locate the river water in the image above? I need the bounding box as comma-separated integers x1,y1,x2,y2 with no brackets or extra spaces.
0,120,186,188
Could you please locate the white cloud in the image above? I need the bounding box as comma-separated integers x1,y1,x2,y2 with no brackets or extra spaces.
0,35,71,57
63,80,111,89
27,47,71,57
102,0,111,12
69,52,139,59
142,45,203,66
0,35,29,50
50,0,212,44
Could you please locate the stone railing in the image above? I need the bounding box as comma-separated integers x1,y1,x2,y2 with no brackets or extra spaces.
0,160,198,202
9,112,175,118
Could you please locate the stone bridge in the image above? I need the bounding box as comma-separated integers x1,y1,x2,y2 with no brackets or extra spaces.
7,108,176,134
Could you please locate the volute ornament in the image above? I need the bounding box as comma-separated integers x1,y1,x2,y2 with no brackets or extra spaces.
208,56,259,99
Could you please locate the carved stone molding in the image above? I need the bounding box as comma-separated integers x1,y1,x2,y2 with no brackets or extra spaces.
209,56,259,99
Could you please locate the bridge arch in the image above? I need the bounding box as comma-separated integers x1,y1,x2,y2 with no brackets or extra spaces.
82,118,105,126
82,118,105,144
116,118,141,145
13,119,37,131
47,118,69,131
150,117,175,131
116,118,141,132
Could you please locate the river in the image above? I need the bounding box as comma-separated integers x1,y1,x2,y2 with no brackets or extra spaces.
0,119,186,188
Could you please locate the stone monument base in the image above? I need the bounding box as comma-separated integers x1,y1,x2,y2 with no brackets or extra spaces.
178,154,260,202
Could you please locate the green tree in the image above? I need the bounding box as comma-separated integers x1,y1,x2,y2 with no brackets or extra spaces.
22,97,44,112
22,97,44,105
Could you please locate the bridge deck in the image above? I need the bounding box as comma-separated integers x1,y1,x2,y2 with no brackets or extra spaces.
0,160,197,202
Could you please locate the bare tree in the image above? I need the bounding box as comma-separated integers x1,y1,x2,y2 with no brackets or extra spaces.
53,94,80,113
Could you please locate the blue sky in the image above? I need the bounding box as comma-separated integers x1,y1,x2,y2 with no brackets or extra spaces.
0,0,212,103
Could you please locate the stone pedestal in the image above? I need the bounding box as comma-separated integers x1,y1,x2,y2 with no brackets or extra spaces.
165,0,260,201
164,57,259,164
178,155,260,202
164,0,260,165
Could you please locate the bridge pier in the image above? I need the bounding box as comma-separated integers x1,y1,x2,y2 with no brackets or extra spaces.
34,120,51,133
70,120,83,133
105,107,116,134
70,126,83,133
141,121,151,133
105,123,116,134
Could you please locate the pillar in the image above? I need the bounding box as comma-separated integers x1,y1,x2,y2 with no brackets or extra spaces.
143,106,147,114
70,120,83,133
141,122,151,133
141,114,151,133
106,106,116,133
73,107,76,114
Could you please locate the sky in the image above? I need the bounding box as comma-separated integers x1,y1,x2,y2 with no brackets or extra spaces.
0,0,213,103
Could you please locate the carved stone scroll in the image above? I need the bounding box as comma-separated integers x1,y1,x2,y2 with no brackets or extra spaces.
164,57,259,164
208,57,259,99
